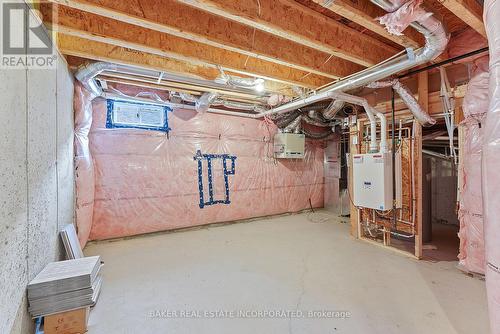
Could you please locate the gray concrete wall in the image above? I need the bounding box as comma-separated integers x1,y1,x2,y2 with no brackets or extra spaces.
0,3,75,333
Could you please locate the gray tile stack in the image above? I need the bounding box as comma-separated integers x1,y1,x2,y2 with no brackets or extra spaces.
27,256,102,317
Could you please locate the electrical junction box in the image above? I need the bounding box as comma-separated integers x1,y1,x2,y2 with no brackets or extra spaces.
274,133,305,159
352,152,402,211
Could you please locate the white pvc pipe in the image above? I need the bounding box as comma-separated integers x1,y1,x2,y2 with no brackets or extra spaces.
376,111,388,153
327,92,382,153
365,106,379,152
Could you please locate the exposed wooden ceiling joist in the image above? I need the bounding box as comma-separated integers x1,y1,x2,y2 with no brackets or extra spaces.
46,0,363,80
310,0,423,48
438,0,486,37
174,0,400,67
58,34,219,79
43,5,331,88
98,73,264,100
58,35,296,95
65,56,288,98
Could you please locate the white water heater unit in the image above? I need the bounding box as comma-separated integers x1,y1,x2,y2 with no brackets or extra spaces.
352,152,402,211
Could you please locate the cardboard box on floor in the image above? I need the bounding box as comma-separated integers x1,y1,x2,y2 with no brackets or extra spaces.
44,307,89,334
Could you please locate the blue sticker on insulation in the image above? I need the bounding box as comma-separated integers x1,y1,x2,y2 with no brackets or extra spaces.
194,150,237,209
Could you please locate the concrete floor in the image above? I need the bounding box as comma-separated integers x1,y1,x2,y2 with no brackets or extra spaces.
84,211,489,334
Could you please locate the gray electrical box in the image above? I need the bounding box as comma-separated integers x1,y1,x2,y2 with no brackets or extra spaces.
274,133,305,159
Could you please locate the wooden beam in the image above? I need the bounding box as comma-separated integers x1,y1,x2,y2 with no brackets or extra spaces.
57,35,295,95
350,120,361,238
374,89,465,116
43,5,331,88
57,34,218,79
46,0,363,80
67,55,282,99
312,0,423,49
414,71,428,259
438,0,486,37
174,0,399,67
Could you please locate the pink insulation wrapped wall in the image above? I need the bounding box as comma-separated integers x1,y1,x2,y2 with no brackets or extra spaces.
86,99,324,241
447,26,489,275
458,54,489,275
73,83,96,247
458,122,486,274
483,0,500,332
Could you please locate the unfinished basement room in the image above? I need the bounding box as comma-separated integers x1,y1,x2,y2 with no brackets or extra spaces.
1,0,500,333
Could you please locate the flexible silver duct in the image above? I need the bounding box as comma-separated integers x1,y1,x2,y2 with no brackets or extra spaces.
195,92,218,114
273,110,303,128
322,100,346,120
256,0,448,118
220,76,265,90
103,92,258,118
75,62,119,96
308,110,325,122
217,67,265,90
328,92,387,153
276,91,385,147
302,115,335,127
392,80,435,126
178,92,266,113
367,79,436,126
75,61,267,100
213,100,267,113
74,62,270,117
302,127,335,139
178,92,198,103
283,115,303,133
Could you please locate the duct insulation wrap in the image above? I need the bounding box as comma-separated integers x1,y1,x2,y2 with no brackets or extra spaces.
458,55,489,276
195,92,218,113
377,0,432,36
483,0,500,332
74,82,97,247
367,80,436,126
87,99,325,240
458,122,486,275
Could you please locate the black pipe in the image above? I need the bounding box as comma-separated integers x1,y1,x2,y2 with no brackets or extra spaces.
398,47,489,79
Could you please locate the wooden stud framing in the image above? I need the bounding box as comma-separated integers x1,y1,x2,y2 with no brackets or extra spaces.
372,84,467,117
57,34,220,79
311,0,423,48
58,36,294,95
174,0,400,67
414,71,428,259
349,118,361,238
46,0,364,80
438,0,486,37
44,5,331,88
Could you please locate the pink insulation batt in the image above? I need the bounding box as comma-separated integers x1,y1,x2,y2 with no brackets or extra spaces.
458,53,489,275
483,0,500,332
73,83,97,247
85,99,325,241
